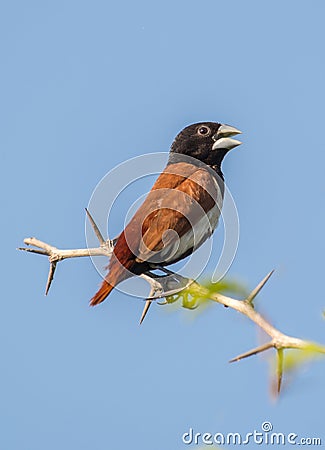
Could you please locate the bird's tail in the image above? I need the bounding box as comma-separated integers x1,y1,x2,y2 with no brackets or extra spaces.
90,247,135,307
90,280,114,306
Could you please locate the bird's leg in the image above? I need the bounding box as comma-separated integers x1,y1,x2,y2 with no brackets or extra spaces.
147,266,196,294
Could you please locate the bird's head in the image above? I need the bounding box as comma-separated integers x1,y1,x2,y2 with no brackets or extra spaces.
169,122,242,168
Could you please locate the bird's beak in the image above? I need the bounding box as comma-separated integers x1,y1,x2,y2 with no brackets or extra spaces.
212,124,242,151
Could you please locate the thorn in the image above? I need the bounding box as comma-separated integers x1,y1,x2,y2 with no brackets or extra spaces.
85,208,105,245
45,261,57,295
139,300,152,325
229,342,274,363
246,270,275,305
276,348,284,394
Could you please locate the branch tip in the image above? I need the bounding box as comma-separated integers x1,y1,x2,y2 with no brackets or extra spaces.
17,247,48,256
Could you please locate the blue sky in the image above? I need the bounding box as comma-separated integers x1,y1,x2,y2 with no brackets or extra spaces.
2,1,325,449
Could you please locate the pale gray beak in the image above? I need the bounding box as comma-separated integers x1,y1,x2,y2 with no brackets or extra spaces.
212,124,242,150
217,124,242,137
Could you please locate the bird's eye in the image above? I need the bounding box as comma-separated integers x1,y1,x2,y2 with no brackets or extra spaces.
197,126,210,136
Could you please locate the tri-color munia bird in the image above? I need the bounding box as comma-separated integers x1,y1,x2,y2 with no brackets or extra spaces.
90,122,241,307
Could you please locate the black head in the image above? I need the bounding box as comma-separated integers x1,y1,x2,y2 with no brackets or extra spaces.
169,122,241,170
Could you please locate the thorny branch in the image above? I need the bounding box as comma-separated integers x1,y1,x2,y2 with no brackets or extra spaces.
18,209,325,394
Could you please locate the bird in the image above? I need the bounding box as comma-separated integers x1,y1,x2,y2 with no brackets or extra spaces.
90,122,241,306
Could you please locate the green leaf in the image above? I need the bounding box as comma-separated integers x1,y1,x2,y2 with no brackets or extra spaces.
164,277,248,312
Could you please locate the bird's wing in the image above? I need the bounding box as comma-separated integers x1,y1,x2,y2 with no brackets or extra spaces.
109,162,197,268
